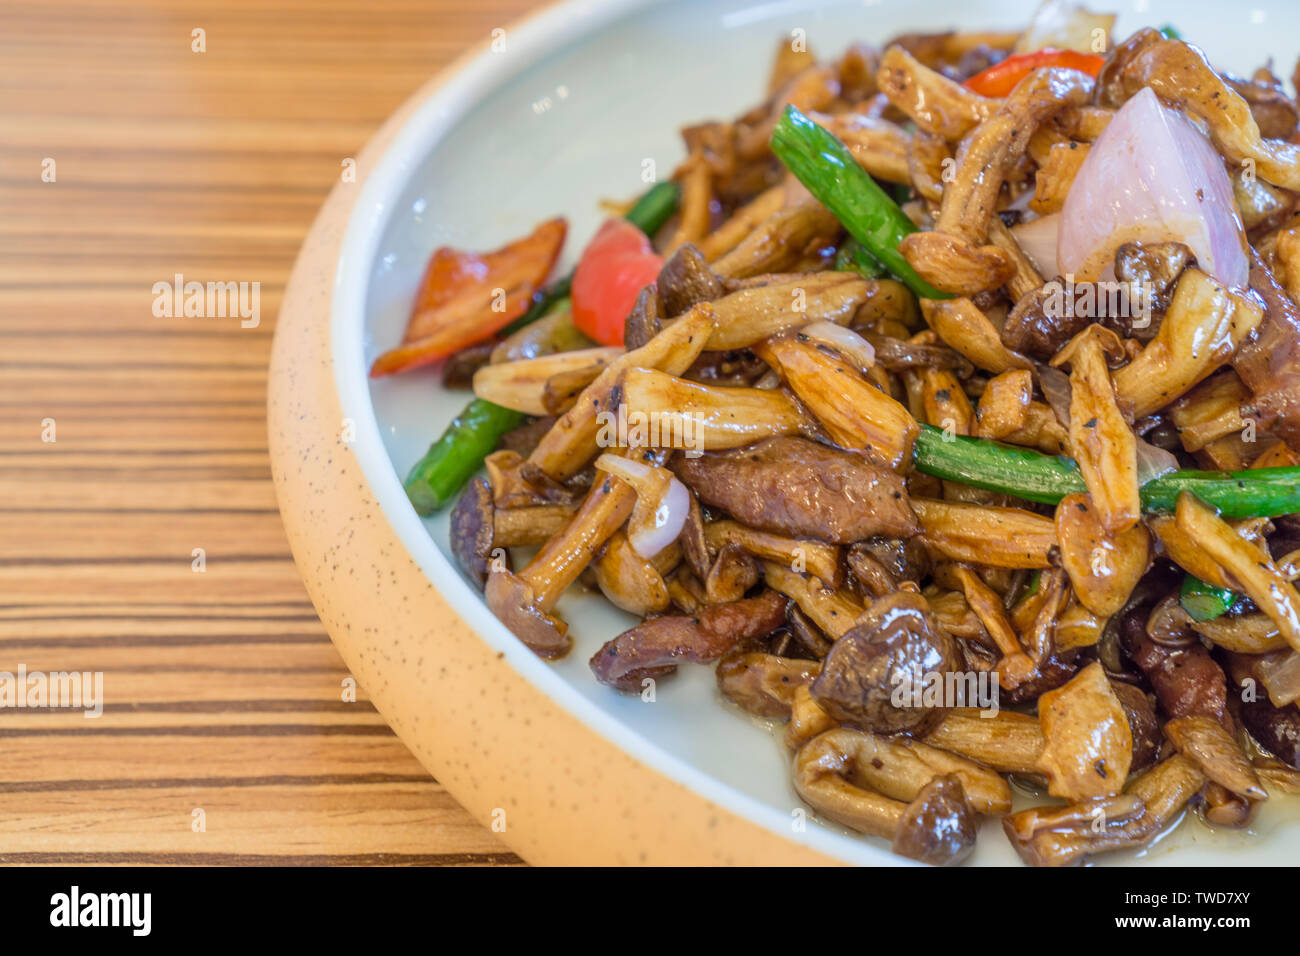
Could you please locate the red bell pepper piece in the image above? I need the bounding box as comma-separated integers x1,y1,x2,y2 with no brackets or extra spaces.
570,218,664,347
370,217,566,377
964,49,1105,98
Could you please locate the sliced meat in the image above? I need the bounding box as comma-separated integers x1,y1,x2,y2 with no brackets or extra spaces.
1236,255,1300,448
672,437,920,543
1119,603,1227,721
589,590,787,692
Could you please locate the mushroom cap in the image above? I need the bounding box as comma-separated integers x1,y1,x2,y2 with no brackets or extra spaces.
485,568,570,659
811,591,958,735
891,773,977,866
449,477,497,589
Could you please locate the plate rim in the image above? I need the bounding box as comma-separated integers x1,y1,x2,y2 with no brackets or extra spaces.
324,0,917,866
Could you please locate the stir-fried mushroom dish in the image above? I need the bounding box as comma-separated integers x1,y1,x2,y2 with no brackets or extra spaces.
374,1,1300,865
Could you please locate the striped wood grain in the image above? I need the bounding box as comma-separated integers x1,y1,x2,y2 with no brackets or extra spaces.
0,0,541,865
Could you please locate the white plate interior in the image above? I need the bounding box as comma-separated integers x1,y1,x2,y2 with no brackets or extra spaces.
336,0,1300,864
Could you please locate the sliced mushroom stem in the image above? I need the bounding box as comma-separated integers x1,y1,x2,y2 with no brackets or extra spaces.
795,728,978,864
921,297,1033,376
471,346,622,416
665,273,872,351
716,651,821,719
705,520,842,588
492,503,577,547
1176,490,1300,652
1034,662,1133,801
785,683,838,749
761,561,863,639
987,216,1044,302
697,186,785,261
485,469,638,658
520,473,637,606
758,333,919,469
616,367,812,451
1052,325,1139,533
527,304,714,480
901,67,1093,296
875,45,997,141
712,200,841,279
912,498,1058,569
1003,754,1206,867
1113,269,1263,419
924,708,1045,775
813,726,1012,814
1164,715,1267,800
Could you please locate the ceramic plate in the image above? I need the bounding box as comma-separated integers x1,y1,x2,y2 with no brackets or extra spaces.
270,0,1300,864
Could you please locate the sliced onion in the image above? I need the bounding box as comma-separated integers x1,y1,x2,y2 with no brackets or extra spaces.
627,476,688,560
1058,87,1248,288
596,454,689,560
1010,213,1062,279
1015,0,1116,55
1257,651,1300,707
800,320,876,372
1134,436,1179,486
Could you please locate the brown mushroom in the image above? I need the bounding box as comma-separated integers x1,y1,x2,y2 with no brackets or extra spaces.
593,531,677,617
702,542,760,604
785,682,838,748
924,708,1045,775
1113,269,1263,420
795,728,978,865
890,774,979,866
875,45,997,140
471,346,622,416
485,468,638,658
615,367,812,452
912,497,1057,569
1164,715,1267,800
1201,781,1260,829
900,68,1093,296
1033,662,1133,801
589,589,788,691
450,478,579,589
1003,754,1206,867
703,519,841,588
810,590,960,735
656,243,725,317
1054,492,1150,617
762,561,864,640
711,200,841,279
757,332,920,468
527,304,714,481
716,651,821,718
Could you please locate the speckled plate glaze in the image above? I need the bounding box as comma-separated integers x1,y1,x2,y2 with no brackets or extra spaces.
270,0,1300,865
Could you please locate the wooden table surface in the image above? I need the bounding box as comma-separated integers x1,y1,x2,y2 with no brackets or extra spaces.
0,0,541,865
